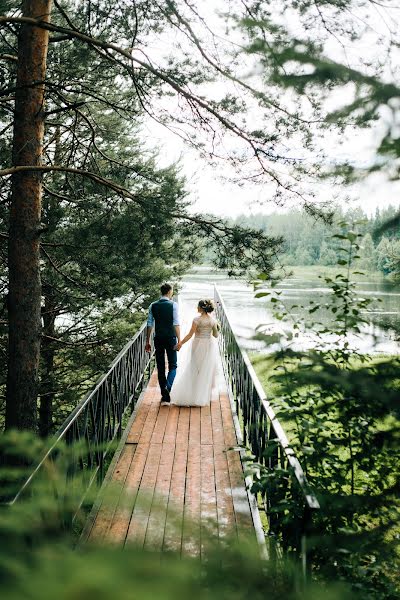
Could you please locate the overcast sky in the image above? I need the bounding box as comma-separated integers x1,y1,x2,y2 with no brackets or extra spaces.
145,119,400,218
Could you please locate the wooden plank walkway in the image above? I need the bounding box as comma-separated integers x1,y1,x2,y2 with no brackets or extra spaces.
85,358,256,557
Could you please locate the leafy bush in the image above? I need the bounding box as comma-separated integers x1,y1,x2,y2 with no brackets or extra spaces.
250,224,400,598
0,431,358,600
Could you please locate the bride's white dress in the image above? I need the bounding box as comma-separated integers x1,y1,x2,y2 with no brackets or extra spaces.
170,315,218,407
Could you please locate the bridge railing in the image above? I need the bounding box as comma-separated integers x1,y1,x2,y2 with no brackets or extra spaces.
9,322,154,521
214,285,319,571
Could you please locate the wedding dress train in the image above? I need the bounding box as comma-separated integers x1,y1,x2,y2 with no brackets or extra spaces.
170,315,218,407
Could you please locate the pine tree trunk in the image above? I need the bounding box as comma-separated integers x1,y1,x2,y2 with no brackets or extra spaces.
5,1,53,431
38,127,60,438
39,294,56,437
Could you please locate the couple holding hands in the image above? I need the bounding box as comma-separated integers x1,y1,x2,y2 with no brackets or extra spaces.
145,283,219,407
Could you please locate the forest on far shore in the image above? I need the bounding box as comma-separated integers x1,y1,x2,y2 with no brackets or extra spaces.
230,205,400,279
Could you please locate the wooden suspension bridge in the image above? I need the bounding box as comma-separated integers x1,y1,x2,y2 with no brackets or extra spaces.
9,286,319,572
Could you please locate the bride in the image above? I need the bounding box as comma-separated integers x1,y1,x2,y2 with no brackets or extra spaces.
170,299,219,407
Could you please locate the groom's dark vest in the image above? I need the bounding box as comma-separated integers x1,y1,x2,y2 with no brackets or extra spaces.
151,298,175,338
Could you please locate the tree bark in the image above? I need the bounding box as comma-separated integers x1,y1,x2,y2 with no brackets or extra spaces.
39,298,56,438
5,1,53,431
39,128,60,438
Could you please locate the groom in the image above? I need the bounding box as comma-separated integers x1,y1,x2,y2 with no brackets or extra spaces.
145,282,180,405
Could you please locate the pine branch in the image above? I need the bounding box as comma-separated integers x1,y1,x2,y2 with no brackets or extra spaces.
0,53,17,61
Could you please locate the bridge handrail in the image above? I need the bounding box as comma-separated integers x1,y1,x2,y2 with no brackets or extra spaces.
10,321,154,511
214,285,319,561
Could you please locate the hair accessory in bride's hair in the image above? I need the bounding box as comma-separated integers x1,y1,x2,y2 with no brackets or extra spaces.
198,299,215,313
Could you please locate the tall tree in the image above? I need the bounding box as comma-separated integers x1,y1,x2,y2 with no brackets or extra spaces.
1,1,284,431
37,114,197,435
5,0,52,431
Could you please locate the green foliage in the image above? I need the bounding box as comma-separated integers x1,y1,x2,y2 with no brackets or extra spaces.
357,233,377,272
232,205,399,278
0,93,199,431
0,431,358,600
376,238,400,281
0,1,284,433
239,1,400,181
318,240,337,266
250,223,400,598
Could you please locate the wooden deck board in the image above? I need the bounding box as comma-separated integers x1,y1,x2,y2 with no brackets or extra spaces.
211,394,237,540
163,405,180,444
126,373,158,444
107,442,151,545
87,357,257,555
200,443,218,556
125,442,163,547
176,408,190,445
189,406,201,445
88,443,136,543
163,442,188,554
182,443,201,557
219,390,255,537
144,441,176,552
200,403,213,446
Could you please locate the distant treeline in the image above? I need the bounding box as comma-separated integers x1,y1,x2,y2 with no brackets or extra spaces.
229,205,400,277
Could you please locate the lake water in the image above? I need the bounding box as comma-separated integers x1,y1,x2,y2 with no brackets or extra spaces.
179,267,400,355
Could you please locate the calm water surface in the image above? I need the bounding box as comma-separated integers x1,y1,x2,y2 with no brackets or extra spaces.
179,267,400,355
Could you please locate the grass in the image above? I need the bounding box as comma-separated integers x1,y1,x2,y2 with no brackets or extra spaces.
250,351,398,435
249,351,400,503
251,351,397,394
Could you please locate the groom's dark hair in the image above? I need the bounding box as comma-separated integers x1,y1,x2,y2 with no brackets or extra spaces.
160,282,173,296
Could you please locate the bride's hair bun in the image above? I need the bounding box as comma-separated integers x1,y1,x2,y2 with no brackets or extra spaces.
198,299,215,313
